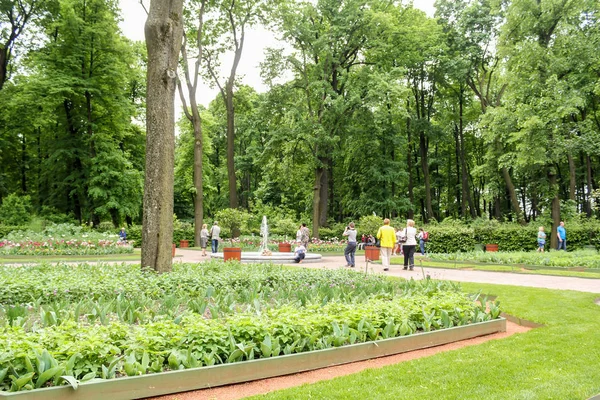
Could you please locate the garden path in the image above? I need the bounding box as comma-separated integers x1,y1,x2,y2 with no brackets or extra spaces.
175,249,600,294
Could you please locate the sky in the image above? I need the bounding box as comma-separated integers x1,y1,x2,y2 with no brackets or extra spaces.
118,0,436,107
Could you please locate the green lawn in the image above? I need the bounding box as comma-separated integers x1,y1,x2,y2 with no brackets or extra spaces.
250,283,600,399
384,257,600,279
0,249,140,263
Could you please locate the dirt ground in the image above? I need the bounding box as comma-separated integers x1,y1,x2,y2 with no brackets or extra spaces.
150,320,530,400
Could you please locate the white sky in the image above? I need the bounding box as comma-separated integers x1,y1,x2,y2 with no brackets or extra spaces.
118,0,436,107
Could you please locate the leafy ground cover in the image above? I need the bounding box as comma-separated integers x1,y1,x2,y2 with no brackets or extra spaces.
250,283,600,400
0,262,498,392
0,224,134,256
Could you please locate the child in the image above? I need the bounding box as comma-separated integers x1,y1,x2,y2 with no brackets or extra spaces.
294,241,306,263
537,226,546,252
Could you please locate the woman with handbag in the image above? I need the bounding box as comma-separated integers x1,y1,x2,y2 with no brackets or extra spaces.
402,220,418,271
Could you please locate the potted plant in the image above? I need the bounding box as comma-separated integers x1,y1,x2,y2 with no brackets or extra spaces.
215,208,251,261
274,218,297,252
278,241,292,252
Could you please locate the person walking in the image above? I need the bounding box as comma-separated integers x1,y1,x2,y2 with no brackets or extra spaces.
210,221,221,253
200,224,209,256
376,218,396,271
557,221,567,251
343,222,357,267
402,220,418,270
300,223,310,249
393,227,404,256
537,226,546,252
296,225,303,243
417,228,427,255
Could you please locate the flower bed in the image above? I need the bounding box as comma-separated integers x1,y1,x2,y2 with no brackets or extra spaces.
0,262,500,392
0,224,133,256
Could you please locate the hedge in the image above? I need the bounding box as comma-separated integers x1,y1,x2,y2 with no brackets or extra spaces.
4,220,599,252
425,223,600,253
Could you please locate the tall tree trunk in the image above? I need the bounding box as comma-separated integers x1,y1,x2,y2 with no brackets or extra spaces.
192,116,204,246
318,159,329,226
567,153,576,201
0,46,8,90
142,0,184,273
21,134,27,193
312,167,323,238
496,140,524,223
407,110,414,219
549,168,560,249
453,123,463,217
494,197,501,220
419,132,433,221
177,4,207,247
586,154,593,217
64,99,82,223
225,82,238,209
458,90,476,219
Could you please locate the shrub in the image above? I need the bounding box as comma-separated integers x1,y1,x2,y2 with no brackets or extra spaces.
271,218,298,237
214,208,252,240
0,194,32,225
357,215,383,236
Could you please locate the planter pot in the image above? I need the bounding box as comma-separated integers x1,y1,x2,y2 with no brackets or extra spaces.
365,245,379,261
474,243,485,252
278,242,292,252
172,243,176,257
179,240,189,248
223,247,242,261
486,244,498,252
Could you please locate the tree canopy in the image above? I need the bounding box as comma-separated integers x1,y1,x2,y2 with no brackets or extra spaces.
1,0,599,246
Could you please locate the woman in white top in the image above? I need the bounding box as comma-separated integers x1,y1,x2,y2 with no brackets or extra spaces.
402,219,418,270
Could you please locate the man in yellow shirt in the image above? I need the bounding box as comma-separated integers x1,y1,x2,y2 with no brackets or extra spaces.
377,218,396,271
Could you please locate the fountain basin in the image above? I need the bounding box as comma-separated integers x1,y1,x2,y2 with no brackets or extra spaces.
210,251,322,264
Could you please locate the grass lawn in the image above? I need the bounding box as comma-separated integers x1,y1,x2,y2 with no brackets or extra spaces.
0,249,140,263
250,283,600,399
384,257,600,279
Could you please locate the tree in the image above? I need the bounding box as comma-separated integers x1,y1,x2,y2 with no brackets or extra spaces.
0,0,47,89
0,0,145,226
178,0,207,247
273,0,373,236
142,0,185,272
203,0,271,210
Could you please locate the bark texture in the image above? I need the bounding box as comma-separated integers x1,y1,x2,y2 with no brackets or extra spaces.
142,0,184,272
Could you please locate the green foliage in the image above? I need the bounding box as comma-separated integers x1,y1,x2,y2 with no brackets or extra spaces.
259,285,600,399
215,208,252,239
0,262,497,391
0,194,32,226
270,218,298,237
357,215,383,236
424,220,600,253
0,223,133,255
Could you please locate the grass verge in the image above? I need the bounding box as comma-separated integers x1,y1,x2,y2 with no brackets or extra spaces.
250,283,600,400
384,257,600,279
